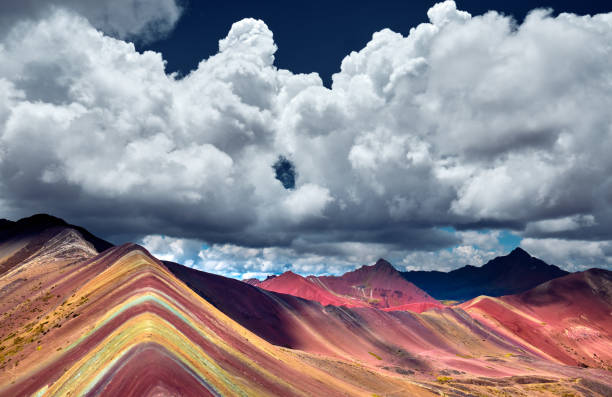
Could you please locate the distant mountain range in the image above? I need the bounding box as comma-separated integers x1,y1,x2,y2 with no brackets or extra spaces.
252,259,442,312
248,247,570,303
401,247,569,301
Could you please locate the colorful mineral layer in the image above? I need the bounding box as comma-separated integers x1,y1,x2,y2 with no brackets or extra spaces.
0,220,611,396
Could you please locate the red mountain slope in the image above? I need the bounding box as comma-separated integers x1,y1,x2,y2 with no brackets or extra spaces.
313,259,441,309
167,260,612,396
166,261,544,373
258,271,371,308
462,268,612,369
257,259,442,312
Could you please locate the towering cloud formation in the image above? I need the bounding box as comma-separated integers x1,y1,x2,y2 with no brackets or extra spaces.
1,1,611,274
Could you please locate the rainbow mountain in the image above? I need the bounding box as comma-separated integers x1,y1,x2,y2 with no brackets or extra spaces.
0,215,611,396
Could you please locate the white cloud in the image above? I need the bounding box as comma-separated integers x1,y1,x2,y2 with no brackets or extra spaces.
458,230,503,251
176,241,398,278
141,235,202,263
143,230,505,279
282,184,334,223
401,246,494,272
521,238,612,271
525,215,596,234
427,0,471,27
1,1,612,272
400,230,508,272
0,0,182,42
219,18,277,66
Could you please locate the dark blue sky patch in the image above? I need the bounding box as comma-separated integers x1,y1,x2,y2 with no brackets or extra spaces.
141,0,610,86
273,156,296,190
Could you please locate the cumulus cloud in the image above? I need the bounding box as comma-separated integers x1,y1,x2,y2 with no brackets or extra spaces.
141,229,506,279
282,184,334,223
400,230,508,272
0,0,182,42
401,246,497,272
1,1,612,274
521,238,612,271
141,235,202,265
525,215,597,234
148,238,402,278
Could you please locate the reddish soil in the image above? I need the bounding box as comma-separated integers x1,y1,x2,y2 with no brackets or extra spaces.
257,259,440,312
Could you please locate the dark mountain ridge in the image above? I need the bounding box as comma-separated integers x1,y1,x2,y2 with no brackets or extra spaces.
0,213,113,253
401,247,569,301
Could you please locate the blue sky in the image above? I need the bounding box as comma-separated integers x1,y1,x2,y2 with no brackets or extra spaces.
142,1,612,86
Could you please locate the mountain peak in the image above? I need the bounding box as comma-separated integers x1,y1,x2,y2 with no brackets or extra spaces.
351,258,398,276
0,213,113,254
402,247,569,301
277,270,302,280
258,271,303,289
14,213,68,229
373,258,395,270
508,247,531,258
1,214,68,241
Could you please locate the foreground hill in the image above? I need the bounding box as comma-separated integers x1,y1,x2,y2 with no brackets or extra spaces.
168,260,612,396
0,216,611,396
401,248,569,301
168,260,518,368
0,236,437,396
256,259,442,312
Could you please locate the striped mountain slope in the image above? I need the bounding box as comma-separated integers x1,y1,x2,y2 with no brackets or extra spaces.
0,221,610,396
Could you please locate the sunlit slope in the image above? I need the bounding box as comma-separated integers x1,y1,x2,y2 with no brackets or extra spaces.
166,261,611,381
311,259,441,310
257,271,372,308
0,241,436,397
256,259,442,312
462,269,612,370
